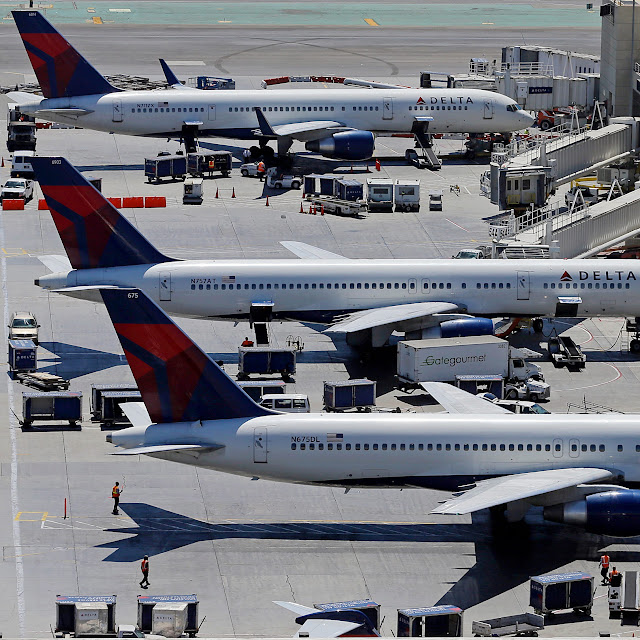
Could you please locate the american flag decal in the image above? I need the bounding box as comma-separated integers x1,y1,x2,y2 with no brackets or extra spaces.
327,433,344,442
222,276,236,283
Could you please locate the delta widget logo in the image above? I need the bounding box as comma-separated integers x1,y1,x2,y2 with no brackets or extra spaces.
560,271,572,282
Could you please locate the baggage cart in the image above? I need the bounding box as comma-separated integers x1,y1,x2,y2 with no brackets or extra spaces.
183,177,203,204
620,570,640,622
334,178,363,201
237,347,296,380
187,151,232,178
314,600,381,631
238,380,286,401
137,594,198,637
323,379,376,411
529,572,594,616
548,334,586,370
55,595,117,636
472,613,544,637
95,390,142,427
367,178,394,211
91,384,139,419
144,155,187,183
22,391,82,429
398,606,463,637
8,339,36,373
17,371,70,391
305,194,366,217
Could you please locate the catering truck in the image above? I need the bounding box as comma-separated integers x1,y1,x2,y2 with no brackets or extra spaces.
396,335,548,399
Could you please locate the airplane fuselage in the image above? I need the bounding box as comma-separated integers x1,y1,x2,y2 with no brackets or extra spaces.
111,413,640,490
38,258,640,323
24,87,533,138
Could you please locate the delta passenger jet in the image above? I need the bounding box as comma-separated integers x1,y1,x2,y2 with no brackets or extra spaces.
33,157,640,349
99,286,640,537
10,11,534,160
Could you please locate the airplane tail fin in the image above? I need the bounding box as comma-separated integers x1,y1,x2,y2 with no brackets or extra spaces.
100,288,274,423
12,10,119,98
159,59,182,87
31,157,172,270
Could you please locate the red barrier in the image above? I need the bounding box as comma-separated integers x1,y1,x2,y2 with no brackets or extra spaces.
122,196,144,208
107,197,122,208
2,199,25,210
38,199,49,210
144,196,166,208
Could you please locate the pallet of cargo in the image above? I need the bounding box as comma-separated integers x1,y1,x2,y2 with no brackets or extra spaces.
16,371,70,391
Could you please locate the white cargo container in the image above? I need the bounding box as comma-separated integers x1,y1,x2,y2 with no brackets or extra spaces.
396,336,542,385
394,179,420,212
75,602,110,636
152,602,189,638
366,178,394,211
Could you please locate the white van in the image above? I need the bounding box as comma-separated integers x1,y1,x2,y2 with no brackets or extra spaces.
260,393,310,413
11,151,35,179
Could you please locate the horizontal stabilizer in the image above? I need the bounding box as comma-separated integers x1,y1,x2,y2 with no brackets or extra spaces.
36,108,93,117
37,254,72,273
296,619,360,638
273,601,321,616
113,443,224,456
280,241,350,261
118,402,151,429
6,91,43,106
52,285,119,293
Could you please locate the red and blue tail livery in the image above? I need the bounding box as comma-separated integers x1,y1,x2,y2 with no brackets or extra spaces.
31,157,171,269
100,288,273,423
12,10,119,99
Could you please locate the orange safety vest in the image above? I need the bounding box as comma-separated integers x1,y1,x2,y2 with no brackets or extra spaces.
112,486,120,498
610,569,620,577
241,340,254,347
209,160,215,168
257,162,265,173
141,559,149,572
601,554,610,567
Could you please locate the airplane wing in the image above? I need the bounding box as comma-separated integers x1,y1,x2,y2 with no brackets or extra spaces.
420,382,512,415
432,468,615,515
254,107,345,142
280,241,351,261
118,402,151,429
273,601,321,616
325,301,460,334
37,254,72,273
295,619,361,638
112,443,224,455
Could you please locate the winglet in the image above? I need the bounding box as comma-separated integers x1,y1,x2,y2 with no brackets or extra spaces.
159,58,183,87
255,107,277,137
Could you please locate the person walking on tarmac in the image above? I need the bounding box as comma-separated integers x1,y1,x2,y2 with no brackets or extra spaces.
140,555,150,589
241,336,254,347
610,567,622,587
599,553,611,585
112,481,122,515
257,160,266,182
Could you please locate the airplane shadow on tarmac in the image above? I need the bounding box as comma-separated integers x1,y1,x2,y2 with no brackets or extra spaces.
99,502,640,610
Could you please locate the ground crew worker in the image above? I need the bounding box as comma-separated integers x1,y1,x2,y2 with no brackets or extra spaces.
610,567,622,587
242,148,252,161
140,555,150,588
257,160,266,181
599,553,610,584
241,337,254,347
112,481,121,515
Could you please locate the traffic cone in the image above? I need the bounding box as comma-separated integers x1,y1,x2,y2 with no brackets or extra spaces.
1,157,4,167
215,188,219,199
265,196,270,207
350,164,354,173
231,187,236,198
321,204,324,215
375,158,381,171
299,202,304,213
308,204,313,214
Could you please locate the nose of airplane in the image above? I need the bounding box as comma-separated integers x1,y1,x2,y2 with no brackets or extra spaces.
521,110,535,129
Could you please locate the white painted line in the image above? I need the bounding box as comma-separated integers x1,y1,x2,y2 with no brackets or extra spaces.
444,218,469,232
164,60,206,66
557,363,622,392
1,212,26,635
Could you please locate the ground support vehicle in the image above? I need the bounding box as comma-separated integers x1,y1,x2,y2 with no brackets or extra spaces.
8,339,36,374
1,177,34,202
265,168,302,189
548,335,586,369
183,177,203,204
504,378,551,402
530,572,594,616
395,179,420,212
304,194,366,217
7,108,36,152
323,379,376,412
21,391,82,429
187,151,231,178
240,162,260,177
237,347,296,380
366,178,394,211
8,311,39,343
429,191,443,211
144,154,187,183
260,393,310,413
10,151,35,178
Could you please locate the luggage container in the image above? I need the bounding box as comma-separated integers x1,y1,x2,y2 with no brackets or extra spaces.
456,374,505,398
91,384,139,420
397,605,463,637
314,599,381,631
187,151,232,178
8,339,36,373
55,595,117,636
152,603,189,638
95,390,142,427
395,179,420,212
334,178,363,201
620,570,640,621
237,347,296,380
367,178,394,211
237,380,286,401
183,177,203,205
323,379,376,411
137,594,198,637
144,155,187,183
22,391,82,429
530,572,594,615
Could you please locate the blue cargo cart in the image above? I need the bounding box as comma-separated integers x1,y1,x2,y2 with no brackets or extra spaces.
96,390,142,427
314,599,381,631
22,391,82,429
91,383,139,420
334,178,363,201
137,594,199,637
8,339,36,373
187,151,232,178
55,595,117,635
237,347,296,380
398,605,463,637
323,379,376,412
456,374,505,398
144,155,187,183
530,572,594,616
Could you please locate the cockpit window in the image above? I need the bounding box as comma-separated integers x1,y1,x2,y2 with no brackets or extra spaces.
506,103,521,112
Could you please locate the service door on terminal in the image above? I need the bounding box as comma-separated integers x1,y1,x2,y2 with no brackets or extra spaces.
253,428,268,463
159,272,172,301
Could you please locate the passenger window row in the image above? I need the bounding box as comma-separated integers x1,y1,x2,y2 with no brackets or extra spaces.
544,282,629,290
409,105,468,111
190,281,417,291
229,106,337,113
476,282,512,290
290,442,611,452
132,107,205,113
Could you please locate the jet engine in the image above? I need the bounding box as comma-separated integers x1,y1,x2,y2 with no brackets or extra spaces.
544,490,640,537
420,317,495,339
305,130,375,160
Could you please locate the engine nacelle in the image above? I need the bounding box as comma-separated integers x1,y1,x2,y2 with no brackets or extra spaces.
420,317,495,339
305,130,375,160
544,490,640,537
